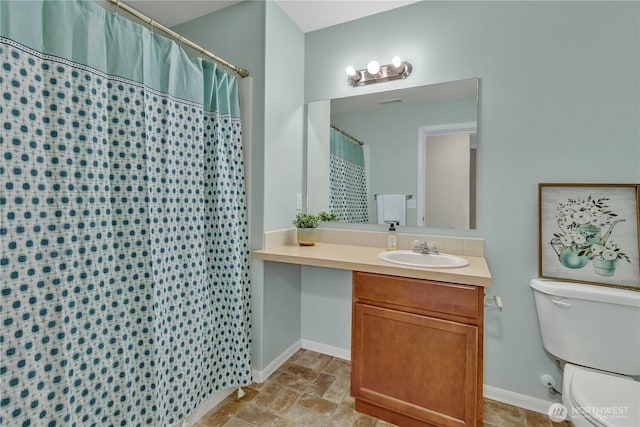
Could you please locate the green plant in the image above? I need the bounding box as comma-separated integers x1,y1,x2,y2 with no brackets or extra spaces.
292,213,320,229
318,211,338,222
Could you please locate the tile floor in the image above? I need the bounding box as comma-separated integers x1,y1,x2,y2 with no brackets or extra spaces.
196,349,569,427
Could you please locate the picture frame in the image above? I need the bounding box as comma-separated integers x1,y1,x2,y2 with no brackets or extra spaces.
539,183,640,290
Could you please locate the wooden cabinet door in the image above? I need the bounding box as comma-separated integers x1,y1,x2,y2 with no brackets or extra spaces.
352,302,479,427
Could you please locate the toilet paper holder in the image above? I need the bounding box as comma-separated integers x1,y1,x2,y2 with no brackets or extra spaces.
485,295,503,312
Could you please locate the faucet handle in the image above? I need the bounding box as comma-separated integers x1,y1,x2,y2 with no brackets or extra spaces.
427,241,439,254
412,240,426,253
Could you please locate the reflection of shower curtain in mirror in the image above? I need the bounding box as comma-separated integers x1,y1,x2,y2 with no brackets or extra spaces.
329,128,368,223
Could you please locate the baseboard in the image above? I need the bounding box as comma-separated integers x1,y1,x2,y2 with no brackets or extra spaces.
483,384,556,415
251,340,302,383
250,342,553,417
301,339,351,361
178,387,236,427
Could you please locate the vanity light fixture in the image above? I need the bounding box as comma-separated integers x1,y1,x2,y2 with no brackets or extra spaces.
346,56,412,87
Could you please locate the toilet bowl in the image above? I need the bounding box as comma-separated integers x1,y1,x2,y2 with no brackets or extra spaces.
562,364,640,427
530,279,640,427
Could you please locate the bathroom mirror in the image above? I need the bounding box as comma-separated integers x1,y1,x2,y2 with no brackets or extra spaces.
306,78,479,229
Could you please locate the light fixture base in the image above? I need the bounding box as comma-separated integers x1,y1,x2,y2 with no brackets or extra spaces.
348,61,412,87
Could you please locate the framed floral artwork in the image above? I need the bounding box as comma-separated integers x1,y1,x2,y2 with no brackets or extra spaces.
539,183,640,290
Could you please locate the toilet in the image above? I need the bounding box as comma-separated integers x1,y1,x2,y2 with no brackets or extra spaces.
531,279,640,426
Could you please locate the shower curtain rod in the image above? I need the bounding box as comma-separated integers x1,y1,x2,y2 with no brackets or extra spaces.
106,0,249,78
330,124,364,146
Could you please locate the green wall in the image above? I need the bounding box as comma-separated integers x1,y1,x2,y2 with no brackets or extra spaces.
261,0,305,366
305,0,640,401
301,267,352,350
264,0,305,231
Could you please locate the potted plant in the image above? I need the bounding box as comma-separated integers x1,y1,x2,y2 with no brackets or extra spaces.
318,211,339,222
292,213,320,246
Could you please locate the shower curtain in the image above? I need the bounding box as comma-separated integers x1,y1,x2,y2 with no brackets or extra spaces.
329,127,368,223
0,1,251,426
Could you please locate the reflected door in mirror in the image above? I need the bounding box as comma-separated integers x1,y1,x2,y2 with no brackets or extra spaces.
419,128,476,229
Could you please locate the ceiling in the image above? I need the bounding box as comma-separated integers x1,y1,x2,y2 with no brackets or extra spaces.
125,0,421,32
331,78,478,114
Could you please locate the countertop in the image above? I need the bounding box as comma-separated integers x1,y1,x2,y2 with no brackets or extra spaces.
252,243,492,287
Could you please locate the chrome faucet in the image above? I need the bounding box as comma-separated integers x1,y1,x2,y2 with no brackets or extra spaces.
412,240,439,255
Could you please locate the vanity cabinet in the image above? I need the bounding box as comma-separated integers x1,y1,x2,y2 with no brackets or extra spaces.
351,272,484,427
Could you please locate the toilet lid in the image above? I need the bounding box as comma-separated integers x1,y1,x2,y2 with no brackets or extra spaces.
570,366,640,427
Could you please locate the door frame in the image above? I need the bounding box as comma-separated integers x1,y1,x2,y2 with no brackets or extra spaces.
417,122,477,227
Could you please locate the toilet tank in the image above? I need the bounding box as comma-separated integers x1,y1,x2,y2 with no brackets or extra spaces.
531,279,640,376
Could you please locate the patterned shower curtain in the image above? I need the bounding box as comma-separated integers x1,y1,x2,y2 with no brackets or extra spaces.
329,127,368,223
0,1,251,426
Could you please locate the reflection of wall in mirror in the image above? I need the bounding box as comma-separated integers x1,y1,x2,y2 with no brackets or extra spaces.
330,96,477,227
306,100,330,214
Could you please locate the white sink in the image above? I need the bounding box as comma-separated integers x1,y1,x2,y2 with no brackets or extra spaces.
378,250,470,269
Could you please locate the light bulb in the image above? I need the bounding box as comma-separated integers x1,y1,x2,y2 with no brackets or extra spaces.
345,66,356,77
390,56,405,73
367,60,380,75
